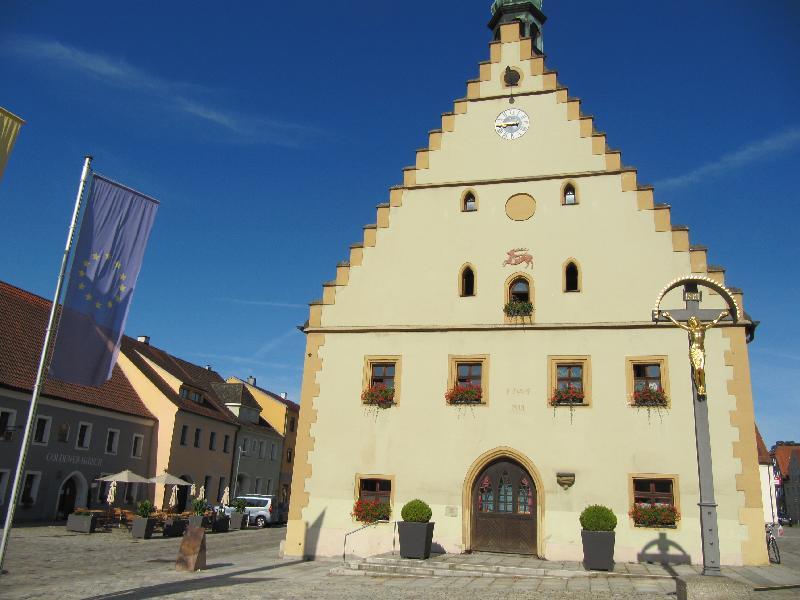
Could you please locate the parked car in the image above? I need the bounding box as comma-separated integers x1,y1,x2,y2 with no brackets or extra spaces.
219,495,284,528
777,512,793,527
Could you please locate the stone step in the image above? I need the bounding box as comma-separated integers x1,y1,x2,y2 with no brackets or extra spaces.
333,557,675,581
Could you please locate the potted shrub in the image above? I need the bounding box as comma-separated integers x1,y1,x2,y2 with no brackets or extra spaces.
66,508,97,533
229,498,248,530
351,499,391,523
629,503,680,528
503,300,533,318
361,384,394,409
398,499,435,559
162,514,187,537
188,498,207,529
445,384,482,405
131,500,156,539
580,505,617,571
211,507,230,533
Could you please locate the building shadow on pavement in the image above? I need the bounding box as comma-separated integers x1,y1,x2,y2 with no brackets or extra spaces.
83,560,306,600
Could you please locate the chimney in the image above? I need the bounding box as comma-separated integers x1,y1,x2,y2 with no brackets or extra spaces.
137,335,150,345
280,392,287,400
247,376,256,386
205,365,212,371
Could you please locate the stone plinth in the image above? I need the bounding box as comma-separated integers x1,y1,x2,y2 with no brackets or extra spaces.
677,575,753,600
175,525,206,572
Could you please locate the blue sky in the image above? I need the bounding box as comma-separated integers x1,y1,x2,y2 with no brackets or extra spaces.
1,1,798,447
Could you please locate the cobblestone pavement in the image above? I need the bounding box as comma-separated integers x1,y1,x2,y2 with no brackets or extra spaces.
0,524,797,599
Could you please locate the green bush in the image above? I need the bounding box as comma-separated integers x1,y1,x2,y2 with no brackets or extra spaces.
233,498,247,513
401,499,432,523
503,300,533,317
579,505,617,531
192,498,207,516
136,500,154,518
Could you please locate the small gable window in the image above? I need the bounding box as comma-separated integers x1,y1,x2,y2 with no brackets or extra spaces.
563,183,577,205
510,278,530,303
565,262,580,292
462,191,477,212
461,266,475,297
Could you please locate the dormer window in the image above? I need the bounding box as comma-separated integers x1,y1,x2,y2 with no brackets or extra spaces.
180,387,203,403
191,391,202,403
180,388,188,399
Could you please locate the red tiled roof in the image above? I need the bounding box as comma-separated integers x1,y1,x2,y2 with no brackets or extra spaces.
0,281,154,420
755,425,771,465
120,337,236,424
773,444,800,477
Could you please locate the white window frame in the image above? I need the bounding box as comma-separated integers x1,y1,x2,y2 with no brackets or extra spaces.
270,442,277,461
0,407,17,441
20,471,41,505
105,428,120,455
0,469,10,506
131,433,144,459
254,478,262,494
31,415,52,446
75,421,93,451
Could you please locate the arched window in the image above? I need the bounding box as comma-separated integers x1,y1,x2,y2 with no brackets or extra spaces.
565,262,580,292
510,278,530,303
477,475,493,512
517,477,532,514
563,183,577,205
497,472,513,513
461,266,475,297
463,191,477,212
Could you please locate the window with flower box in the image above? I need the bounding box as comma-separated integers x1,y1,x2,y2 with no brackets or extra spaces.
362,356,401,407
548,356,591,407
352,475,393,523
629,476,680,528
447,355,489,405
626,357,670,407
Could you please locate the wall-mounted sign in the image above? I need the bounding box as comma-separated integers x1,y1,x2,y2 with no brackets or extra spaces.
45,452,102,467
502,248,533,269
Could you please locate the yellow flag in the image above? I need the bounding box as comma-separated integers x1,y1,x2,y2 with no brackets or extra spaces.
0,107,25,182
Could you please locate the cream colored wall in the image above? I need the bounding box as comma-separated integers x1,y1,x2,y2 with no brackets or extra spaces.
287,26,763,565
760,464,777,523
296,327,749,564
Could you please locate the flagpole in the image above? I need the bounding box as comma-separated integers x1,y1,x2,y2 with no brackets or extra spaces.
0,155,93,574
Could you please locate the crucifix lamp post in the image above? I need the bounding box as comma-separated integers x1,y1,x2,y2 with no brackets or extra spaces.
652,275,742,577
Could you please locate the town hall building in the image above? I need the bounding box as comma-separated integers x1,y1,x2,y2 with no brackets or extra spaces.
284,1,767,566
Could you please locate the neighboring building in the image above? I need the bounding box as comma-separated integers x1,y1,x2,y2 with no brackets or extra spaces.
0,281,156,521
772,441,800,523
210,380,283,498
228,376,299,506
787,451,800,525
117,336,238,510
284,3,766,566
755,425,777,524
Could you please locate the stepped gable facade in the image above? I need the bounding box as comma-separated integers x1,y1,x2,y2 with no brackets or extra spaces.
284,3,765,565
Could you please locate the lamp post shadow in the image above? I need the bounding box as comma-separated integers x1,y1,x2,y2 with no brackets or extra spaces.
637,532,692,577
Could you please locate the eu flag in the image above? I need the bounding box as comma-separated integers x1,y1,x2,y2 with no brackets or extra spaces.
49,174,158,386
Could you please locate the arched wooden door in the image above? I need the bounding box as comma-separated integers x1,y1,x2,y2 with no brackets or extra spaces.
471,459,537,554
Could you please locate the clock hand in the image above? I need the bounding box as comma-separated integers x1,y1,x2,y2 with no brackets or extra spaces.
496,121,520,128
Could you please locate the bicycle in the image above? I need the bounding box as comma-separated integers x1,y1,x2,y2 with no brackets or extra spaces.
765,522,781,564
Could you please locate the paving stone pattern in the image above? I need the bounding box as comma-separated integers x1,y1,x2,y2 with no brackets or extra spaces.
0,524,797,599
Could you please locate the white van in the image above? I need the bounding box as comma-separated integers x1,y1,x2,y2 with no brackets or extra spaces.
223,495,282,528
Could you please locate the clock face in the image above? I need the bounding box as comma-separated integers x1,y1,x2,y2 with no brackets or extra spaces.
494,108,530,140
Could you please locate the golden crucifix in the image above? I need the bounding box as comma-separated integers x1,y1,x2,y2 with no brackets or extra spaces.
660,310,729,395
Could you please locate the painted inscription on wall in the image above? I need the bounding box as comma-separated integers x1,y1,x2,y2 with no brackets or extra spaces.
45,452,102,467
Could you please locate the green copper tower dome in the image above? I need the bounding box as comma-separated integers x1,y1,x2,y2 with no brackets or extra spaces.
488,0,547,54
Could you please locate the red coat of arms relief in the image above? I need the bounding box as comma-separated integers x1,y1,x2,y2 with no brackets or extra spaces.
502,248,533,269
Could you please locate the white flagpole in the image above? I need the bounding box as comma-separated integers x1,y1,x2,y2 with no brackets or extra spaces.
0,156,93,574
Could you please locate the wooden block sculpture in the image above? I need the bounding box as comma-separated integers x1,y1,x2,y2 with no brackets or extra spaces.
175,525,206,572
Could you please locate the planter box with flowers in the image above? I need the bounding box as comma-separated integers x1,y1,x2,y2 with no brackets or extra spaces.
503,300,533,318
549,386,585,407
361,385,395,409
446,384,482,405
629,503,680,528
351,499,391,523
631,387,669,408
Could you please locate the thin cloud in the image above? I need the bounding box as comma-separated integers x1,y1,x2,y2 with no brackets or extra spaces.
656,126,800,189
192,352,301,371
3,35,322,147
253,329,300,359
215,297,306,309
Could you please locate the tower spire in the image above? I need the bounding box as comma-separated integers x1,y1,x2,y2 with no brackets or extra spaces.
488,1,547,54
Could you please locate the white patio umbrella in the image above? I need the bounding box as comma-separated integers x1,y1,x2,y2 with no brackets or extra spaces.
220,486,230,506
168,485,178,509
197,486,205,501
148,473,192,486
190,483,196,497
96,470,150,483
106,481,117,505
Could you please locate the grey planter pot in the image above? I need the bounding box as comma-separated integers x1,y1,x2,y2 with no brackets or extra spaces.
188,515,205,529
581,530,615,571
66,513,97,533
162,517,187,537
212,515,230,533
228,512,244,530
398,521,435,559
131,517,156,539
